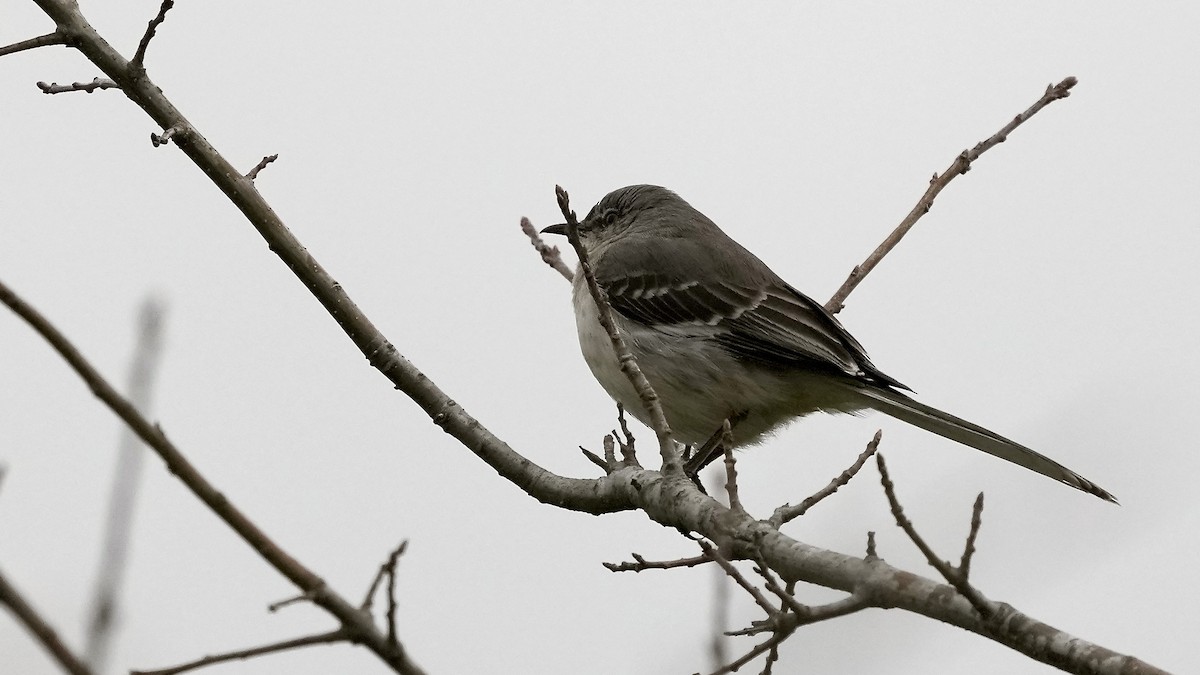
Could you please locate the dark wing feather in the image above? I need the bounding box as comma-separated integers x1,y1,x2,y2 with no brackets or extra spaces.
599,271,908,389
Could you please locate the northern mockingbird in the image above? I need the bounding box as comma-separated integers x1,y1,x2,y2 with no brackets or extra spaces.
543,184,1115,502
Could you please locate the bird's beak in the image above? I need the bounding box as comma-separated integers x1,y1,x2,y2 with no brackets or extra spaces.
540,223,567,236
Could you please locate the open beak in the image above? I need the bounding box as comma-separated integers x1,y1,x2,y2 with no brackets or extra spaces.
540,223,567,236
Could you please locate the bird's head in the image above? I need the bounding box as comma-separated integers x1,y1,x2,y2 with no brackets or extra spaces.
541,185,702,257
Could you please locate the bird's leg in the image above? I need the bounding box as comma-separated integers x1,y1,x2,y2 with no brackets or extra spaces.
683,411,747,477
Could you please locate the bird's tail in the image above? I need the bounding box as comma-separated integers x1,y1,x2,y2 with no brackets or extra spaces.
851,386,1117,503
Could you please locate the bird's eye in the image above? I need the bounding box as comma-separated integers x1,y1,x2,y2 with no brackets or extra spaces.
603,208,619,226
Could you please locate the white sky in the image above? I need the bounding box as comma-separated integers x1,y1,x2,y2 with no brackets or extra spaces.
2,2,1197,674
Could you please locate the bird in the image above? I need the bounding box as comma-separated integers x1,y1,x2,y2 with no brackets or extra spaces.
542,184,1115,502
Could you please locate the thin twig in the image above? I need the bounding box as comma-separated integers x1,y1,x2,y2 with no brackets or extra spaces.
614,403,639,466
0,32,69,57
720,420,744,514
770,430,881,527
384,541,408,648
0,567,94,675
131,0,175,68
268,592,314,613
959,493,985,580
245,154,279,181
603,552,710,572
876,454,995,621
36,78,119,94
555,185,680,472
699,541,777,616
131,629,350,675
824,77,1079,314
520,217,573,281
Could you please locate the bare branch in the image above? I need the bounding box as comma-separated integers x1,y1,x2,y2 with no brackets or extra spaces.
0,567,94,675
0,278,423,675
0,32,68,57
614,403,639,466
603,552,710,573
720,420,745,514
36,77,118,94
362,540,409,614
556,185,680,473
131,629,349,675
520,217,573,281
876,453,995,620
131,0,175,69
245,154,279,181
770,430,881,527
959,493,985,581
700,541,777,617
384,543,406,648
824,77,1079,313
150,125,180,147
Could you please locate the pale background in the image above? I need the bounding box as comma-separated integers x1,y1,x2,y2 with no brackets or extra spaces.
2,2,1197,674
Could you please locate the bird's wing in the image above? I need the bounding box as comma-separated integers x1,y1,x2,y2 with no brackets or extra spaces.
598,269,906,388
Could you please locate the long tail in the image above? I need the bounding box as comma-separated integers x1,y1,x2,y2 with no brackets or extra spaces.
853,386,1117,503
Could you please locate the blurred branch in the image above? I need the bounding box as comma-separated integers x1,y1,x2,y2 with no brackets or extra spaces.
84,298,167,672
0,278,424,675
824,77,1079,314
0,567,95,675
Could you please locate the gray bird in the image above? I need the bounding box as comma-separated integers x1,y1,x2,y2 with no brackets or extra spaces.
543,184,1115,503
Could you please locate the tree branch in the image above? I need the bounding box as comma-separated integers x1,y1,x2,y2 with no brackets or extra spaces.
131,629,350,675
824,77,1079,313
0,567,95,675
520,216,573,281
555,185,681,473
130,0,174,68
0,31,69,57
0,278,424,675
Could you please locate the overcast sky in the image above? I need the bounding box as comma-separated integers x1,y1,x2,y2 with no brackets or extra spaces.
2,2,1197,674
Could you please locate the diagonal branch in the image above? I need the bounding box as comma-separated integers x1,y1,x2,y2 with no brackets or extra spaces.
770,430,881,527
29,0,627,516
0,31,69,57
825,77,1079,313
0,567,94,675
555,185,681,473
520,216,573,281
0,278,423,675
131,0,174,68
